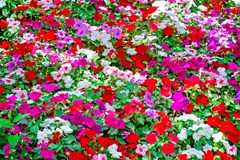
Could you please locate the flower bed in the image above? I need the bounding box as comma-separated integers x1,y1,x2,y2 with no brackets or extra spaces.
0,0,240,159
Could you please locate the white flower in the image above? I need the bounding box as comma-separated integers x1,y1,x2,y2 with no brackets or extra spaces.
134,35,144,41
216,76,228,88
108,144,122,158
0,0,6,8
102,49,111,56
105,103,115,112
178,128,187,141
78,79,91,90
116,80,124,86
126,48,137,55
157,51,167,57
203,144,212,152
78,49,98,60
60,125,73,134
212,132,223,143
101,60,110,67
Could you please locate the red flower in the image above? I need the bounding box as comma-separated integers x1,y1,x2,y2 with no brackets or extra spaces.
49,131,61,143
127,133,140,143
161,77,171,87
149,22,158,31
178,154,188,160
0,86,5,94
162,25,174,36
30,0,39,8
59,8,71,17
196,94,209,106
44,75,55,83
145,132,157,144
69,152,88,160
161,143,175,155
124,104,136,115
79,136,90,147
168,133,179,143
24,60,36,67
219,121,235,134
207,116,220,127
0,19,8,28
94,12,103,22
203,150,214,160
142,78,158,93
44,31,56,40
153,122,166,134
160,86,171,97
25,70,37,82
212,103,225,112
187,103,194,113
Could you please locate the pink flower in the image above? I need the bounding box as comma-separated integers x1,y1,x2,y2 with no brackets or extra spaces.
3,144,11,157
40,150,55,160
93,154,107,160
136,144,148,156
19,101,30,114
29,91,41,101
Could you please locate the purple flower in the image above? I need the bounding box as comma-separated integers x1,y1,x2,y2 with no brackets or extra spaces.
40,150,55,160
57,41,65,49
111,27,122,39
100,24,111,32
7,62,15,71
79,57,87,68
71,112,84,125
228,62,239,72
144,109,158,119
19,101,30,114
91,123,102,134
76,28,88,37
171,92,189,112
3,144,11,157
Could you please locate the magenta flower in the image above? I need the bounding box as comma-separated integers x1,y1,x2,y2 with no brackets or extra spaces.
19,101,30,114
30,106,42,118
40,150,55,160
3,144,11,157
29,91,41,102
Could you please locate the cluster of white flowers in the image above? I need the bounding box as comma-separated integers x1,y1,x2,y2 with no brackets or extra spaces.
190,124,214,141
108,144,122,158
87,29,114,57
174,113,202,123
232,0,240,5
37,117,73,144
63,75,74,88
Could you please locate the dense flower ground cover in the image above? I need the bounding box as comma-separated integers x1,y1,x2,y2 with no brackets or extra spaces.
0,0,240,159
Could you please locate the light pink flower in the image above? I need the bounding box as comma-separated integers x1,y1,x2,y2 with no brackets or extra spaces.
136,144,148,156
93,154,107,160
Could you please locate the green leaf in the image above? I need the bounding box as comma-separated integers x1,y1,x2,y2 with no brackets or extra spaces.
13,114,28,123
0,118,12,128
8,134,20,148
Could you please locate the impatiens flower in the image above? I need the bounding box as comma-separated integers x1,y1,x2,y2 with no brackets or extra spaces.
226,145,237,155
29,91,41,101
19,101,30,114
127,133,140,143
207,115,220,127
146,132,157,144
178,154,188,160
169,133,179,143
3,144,11,157
40,150,55,160
196,94,209,106
136,144,148,156
161,142,175,155
203,150,214,160
162,25,174,36
71,112,84,125
93,154,107,160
